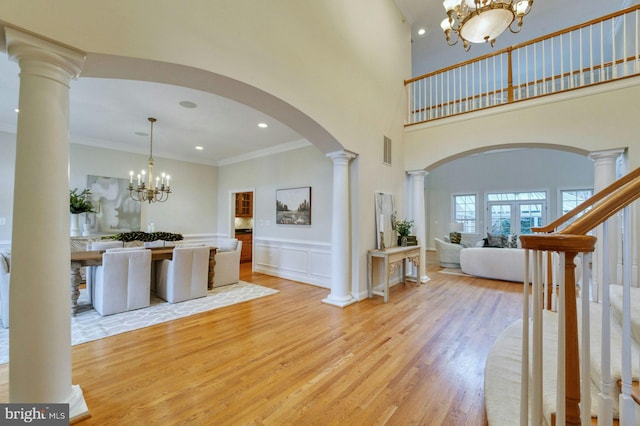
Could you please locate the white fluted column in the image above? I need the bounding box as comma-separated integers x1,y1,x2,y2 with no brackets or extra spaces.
323,150,357,307
588,148,625,302
5,28,88,418
408,170,430,283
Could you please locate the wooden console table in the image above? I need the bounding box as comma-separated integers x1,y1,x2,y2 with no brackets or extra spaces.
367,245,420,303
70,246,217,315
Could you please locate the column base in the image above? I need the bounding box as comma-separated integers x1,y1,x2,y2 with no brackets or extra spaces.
322,294,357,308
419,275,430,284
68,385,90,423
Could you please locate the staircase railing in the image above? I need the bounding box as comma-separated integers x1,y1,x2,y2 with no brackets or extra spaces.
519,166,640,425
405,5,640,125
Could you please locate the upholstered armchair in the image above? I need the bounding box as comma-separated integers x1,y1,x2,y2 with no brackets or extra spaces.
213,240,243,287
156,246,209,303
175,238,243,288
93,248,152,316
0,250,10,328
434,237,464,268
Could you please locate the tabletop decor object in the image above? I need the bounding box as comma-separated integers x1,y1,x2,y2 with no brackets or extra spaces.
70,188,95,236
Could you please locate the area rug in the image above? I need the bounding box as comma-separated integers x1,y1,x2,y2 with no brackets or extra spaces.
0,281,278,365
438,267,472,277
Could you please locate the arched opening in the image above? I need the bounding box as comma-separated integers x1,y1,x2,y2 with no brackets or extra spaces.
423,144,595,250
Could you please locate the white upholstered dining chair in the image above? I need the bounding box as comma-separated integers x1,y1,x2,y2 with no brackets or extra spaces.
85,240,124,304
93,248,152,316
155,245,210,303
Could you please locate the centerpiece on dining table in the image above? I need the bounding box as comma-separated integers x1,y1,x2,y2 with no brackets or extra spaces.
107,231,184,247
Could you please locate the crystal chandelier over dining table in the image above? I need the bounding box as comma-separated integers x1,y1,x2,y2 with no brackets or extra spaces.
441,0,533,51
128,117,172,203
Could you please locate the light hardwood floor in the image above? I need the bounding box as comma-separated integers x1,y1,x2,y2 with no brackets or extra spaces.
0,252,523,425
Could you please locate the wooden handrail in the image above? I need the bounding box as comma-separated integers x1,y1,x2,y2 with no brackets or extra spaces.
561,174,640,236
533,166,640,233
520,165,640,425
405,4,640,85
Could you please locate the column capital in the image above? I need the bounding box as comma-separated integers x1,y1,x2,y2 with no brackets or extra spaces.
326,150,357,164
588,148,626,163
4,27,85,83
407,169,428,178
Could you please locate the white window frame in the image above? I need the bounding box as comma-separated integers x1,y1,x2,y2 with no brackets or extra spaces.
452,193,478,235
558,187,594,218
485,190,548,236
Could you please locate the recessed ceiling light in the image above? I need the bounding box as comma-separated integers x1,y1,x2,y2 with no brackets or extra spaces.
179,101,198,109
195,146,204,150
417,28,426,36
258,122,268,128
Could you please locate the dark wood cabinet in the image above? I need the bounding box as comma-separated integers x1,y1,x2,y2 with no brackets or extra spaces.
236,232,252,263
235,192,253,217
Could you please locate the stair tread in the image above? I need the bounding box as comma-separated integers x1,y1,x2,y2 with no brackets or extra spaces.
616,379,640,405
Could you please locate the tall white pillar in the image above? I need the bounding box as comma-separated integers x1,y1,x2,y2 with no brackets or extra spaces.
408,170,430,283
5,28,88,418
323,150,357,307
588,148,625,302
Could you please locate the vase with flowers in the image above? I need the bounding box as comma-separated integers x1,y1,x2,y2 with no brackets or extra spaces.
394,218,414,246
70,188,95,236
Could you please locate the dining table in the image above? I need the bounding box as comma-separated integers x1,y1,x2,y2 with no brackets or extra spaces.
69,246,217,315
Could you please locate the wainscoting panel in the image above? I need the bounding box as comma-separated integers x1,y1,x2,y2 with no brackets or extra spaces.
254,238,332,288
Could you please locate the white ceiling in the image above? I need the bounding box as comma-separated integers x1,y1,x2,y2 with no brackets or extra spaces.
0,58,306,167
0,1,634,166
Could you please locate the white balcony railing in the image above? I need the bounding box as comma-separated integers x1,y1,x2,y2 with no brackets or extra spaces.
405,5,640,125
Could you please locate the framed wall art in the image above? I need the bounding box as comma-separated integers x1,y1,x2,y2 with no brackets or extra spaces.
375,192,395,249
276,187,311,225
86,175,142,234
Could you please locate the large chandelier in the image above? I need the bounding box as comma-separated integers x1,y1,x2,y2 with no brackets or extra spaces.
128,117,172,203
441,0,533,51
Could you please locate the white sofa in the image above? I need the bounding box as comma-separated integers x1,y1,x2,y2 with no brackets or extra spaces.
179,238,243,287
460,247,532,282
460,247,582,284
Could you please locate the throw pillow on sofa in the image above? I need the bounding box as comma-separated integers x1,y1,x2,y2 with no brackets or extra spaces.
486,233,507,248
449,232,462,244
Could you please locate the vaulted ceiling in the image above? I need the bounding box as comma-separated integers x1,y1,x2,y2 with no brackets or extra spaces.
0,1,633,166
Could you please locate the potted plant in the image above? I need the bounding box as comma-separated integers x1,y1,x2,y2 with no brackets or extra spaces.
394,219,414,246
70,188,95,236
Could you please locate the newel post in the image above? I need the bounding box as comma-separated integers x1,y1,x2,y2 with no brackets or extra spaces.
520,234,596,426
564,251,581,426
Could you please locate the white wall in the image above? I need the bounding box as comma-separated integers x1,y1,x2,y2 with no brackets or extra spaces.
405,81,640,171
71,144,218,236
218,145,334,287
0,136,218,243
426,148,595,249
